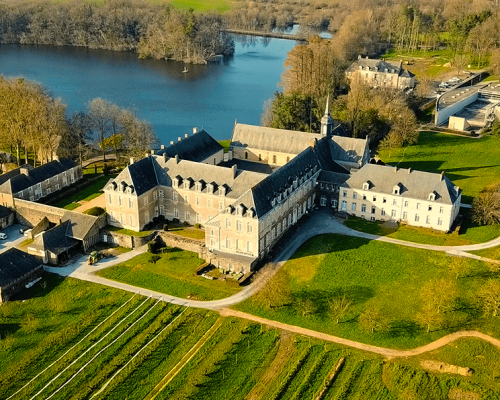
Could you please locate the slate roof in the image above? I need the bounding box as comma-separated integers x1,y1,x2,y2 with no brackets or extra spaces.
157,130,223,163
0,164,33,186
61,212,100,240
317,171,350,185
0,248,42,288
346,57,402,74
0,159,78,194
341,164,461,205
30,222,79,255
111,157,159,197
233,137,348,217
330,136,369,165
231,123,319,154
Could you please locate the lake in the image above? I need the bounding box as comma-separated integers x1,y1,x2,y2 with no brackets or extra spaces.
0,35,297,144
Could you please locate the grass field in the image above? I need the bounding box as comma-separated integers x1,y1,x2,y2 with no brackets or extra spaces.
378,131,500,204
54,175,111,210
1,274,498,400
234,234,500,349
469,245,500,261
344,216,500,246
105,225,153,237
167,226,205,240
96,248,241,300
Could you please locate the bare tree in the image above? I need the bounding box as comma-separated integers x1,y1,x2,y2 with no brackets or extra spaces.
477,280,500,316
328,295,352,323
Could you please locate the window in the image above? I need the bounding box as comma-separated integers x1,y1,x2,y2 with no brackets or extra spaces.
145,211,149,222
236,220,242,231
286,156,290,163
184,195,188,203
371,206,376,214
415,214,420,222
247,222,253,233
225,218,231,228
196,213,201,223
426,215,430,224
174,208,179,218
373,196,377,202
273,155,277,164
226,238,231,249
404,201,408,207
332,199,337,208
245,151,248,159
343,191,347,197
320,197,327,206
207,215,211,221
363,182,369,190
393,199,397,205
129,215,134,226
119,196,123,206
108,194,113,204
439,207,444,214
196,197,200,206
438,218,442,226
351,203,357,211
236,239,240,250
173,192,178,201
247,241,251,252
383,197,387,204
185,211,191,221
210,238,215,247
207,199,212,208
155,206,159,217
143,197,148,206
160,205,165,215
219,202,224,211
129,198,133,209
153,191,158,200
403,211,407,220
416,203,421,210
159,190,164,198
341,201,347,211
258,154,261,161
391,209,396,218
55,184,59,191
362,194,367,200
381,208,386,216
361,204,366,213
428,205,432,211
353,192,357,199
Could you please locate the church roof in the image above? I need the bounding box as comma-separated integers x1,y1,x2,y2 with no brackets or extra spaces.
330,136,369,165
157,129,223,163
341,164,461,205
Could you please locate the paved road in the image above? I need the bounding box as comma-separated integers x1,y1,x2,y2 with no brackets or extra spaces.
0,224,28,254
220,309,500,358
82,154,117,168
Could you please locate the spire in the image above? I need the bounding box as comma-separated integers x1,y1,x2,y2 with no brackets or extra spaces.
321,95,334,138
324,95,331,117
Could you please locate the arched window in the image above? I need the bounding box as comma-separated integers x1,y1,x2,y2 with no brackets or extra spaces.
245,151,248,159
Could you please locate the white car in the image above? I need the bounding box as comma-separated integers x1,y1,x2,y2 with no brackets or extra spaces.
0,233,7,240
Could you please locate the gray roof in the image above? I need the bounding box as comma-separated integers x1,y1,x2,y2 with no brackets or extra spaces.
0,248,42,287
157,129,223,163
330,136,369,164
61,212,100,240
318,171,350,185
220,159,277,174
110,157,159,197
347,57,402,74
30,222,79,255
231,123,319,154
341,164,461,204
0,159,77,194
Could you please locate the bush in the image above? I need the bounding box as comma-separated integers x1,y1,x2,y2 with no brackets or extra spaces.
147,240,157,254
103,163,110,176
153,216,159,223
194,223,201,229
84,206,106,216
149,255,161,264
163,224,168,231
183,221,189,227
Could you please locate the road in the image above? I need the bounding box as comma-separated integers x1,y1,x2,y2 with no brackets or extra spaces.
0,224,28,254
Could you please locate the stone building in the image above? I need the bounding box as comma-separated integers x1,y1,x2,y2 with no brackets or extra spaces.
339,164,462,232
0,248,43,302
346,56,416,90
0,158,83,207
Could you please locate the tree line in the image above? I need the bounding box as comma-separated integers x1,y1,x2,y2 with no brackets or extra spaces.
0,0,234,64
0,77,158,168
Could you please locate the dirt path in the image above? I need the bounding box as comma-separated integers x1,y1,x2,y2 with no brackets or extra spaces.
220,309,500,359
72,194,105,213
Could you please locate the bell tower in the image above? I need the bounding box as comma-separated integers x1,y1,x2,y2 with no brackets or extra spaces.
321,95,334,138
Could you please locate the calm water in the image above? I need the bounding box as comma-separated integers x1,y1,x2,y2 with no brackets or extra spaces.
0,36,296,143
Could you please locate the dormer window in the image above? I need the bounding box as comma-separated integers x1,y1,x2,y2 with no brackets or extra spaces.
362,182,370,190
271,198,277,207
207,183,214,194
428,192,436,201
237,204,244,215
393,184,400,195
195,182,202,192
219,185,226,197
173,177,181,188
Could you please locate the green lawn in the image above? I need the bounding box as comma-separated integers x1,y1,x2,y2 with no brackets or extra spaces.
106,225,154,237
379,131,500,204
168,227,205,240
167,0,232,12
344,215,500,246
54,175,112,210
469,245,500,261
234,234,500,349
96,249,241,301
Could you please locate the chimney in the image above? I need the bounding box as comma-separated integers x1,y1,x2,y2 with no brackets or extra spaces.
232,164,237,178
170,141,174,145
310,139,316,148
175,154,179,164
407,167,411,174
163,153,167,163
53,155,59,162
193,127,198,134
185,134,189,139
366,56,369,59
394,166,397,172
178,137,182,142
160,144,165,150
129,157,134,165
20,166,29,176
440,171,444,181
358,54,361,59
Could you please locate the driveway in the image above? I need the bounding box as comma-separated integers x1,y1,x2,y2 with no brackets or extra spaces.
0,224,28,254
72,194,105,213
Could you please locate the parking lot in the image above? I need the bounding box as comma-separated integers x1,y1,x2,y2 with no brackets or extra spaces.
0,224,29,254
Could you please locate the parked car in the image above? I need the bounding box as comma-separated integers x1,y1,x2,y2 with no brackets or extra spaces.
19,227,29,234
0,233,7,240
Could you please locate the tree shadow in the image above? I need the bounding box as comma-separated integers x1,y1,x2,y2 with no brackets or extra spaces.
10,273,65,302
385,320,421,338
0,323,20,337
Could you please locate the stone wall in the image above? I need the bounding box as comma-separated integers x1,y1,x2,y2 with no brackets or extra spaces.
14,199,65,227
156,231,204,254
100,229,156,249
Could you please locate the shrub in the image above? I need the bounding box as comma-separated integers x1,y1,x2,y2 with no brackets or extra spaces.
147,240,157,254
84,206,106,216
183,221,189,227
194,223,201,229
103,163,110,176
153,216,159,223
149,255,161,264
163,224,168,231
